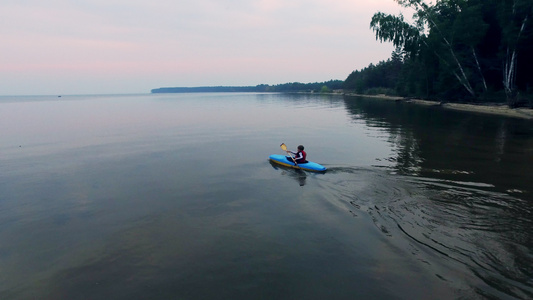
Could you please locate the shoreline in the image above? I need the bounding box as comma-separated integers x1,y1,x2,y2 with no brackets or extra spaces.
344,93,533,120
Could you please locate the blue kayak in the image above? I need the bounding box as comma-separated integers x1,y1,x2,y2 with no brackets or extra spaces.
269,154,327,172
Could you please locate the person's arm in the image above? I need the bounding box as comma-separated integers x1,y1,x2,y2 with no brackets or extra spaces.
293,151,303,160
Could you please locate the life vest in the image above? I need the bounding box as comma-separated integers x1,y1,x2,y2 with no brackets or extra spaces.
295,150,307,163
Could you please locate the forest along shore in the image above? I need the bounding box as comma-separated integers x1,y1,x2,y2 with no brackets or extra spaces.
345,94,533,120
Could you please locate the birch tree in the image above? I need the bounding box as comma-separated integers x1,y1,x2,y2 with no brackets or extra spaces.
371,0,484,99
499,0,532,106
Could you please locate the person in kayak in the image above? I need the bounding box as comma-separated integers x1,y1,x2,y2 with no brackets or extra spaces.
286,145,308,164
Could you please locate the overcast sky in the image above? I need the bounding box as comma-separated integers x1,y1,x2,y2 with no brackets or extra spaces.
1,0,407,95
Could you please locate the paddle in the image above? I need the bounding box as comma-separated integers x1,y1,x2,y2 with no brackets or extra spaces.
280,143,300,168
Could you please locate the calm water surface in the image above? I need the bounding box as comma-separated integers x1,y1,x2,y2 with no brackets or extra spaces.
0,93,531,299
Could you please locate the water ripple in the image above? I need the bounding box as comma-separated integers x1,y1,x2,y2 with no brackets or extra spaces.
319,167,533,299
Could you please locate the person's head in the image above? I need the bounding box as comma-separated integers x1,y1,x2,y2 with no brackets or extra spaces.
298,145,304,151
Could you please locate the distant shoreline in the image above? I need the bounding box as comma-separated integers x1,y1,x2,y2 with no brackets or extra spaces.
344,93,533,120
150,86,533,120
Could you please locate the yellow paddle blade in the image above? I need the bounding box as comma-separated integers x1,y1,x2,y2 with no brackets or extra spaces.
280,143,287,151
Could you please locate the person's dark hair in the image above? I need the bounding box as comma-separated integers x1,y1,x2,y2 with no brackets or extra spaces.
298,145,304,150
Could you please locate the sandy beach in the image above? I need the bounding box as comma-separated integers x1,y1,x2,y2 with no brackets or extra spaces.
345,93,533,120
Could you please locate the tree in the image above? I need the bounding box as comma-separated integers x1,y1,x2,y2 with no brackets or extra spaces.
498,0,532,106
371,0,482,98
320,85,332,93
369,0,533,105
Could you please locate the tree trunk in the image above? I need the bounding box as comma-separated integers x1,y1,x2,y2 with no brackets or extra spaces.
503,7,528,107
503,47,519,107
472,47,488,92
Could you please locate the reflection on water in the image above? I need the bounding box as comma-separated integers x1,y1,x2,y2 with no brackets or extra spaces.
343,96,533,196
320,165,532,299
0,93,531,299
269,161,308,186
338,96,533,299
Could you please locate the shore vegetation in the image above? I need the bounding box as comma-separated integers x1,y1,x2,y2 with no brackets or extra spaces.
346,0,533,108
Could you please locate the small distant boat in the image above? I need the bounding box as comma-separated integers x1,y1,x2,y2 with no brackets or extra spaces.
269,154,327,172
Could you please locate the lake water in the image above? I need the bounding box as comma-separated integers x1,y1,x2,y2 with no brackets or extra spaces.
0,93,531,299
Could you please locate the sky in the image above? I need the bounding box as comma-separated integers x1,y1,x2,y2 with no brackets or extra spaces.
1,0,407,95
